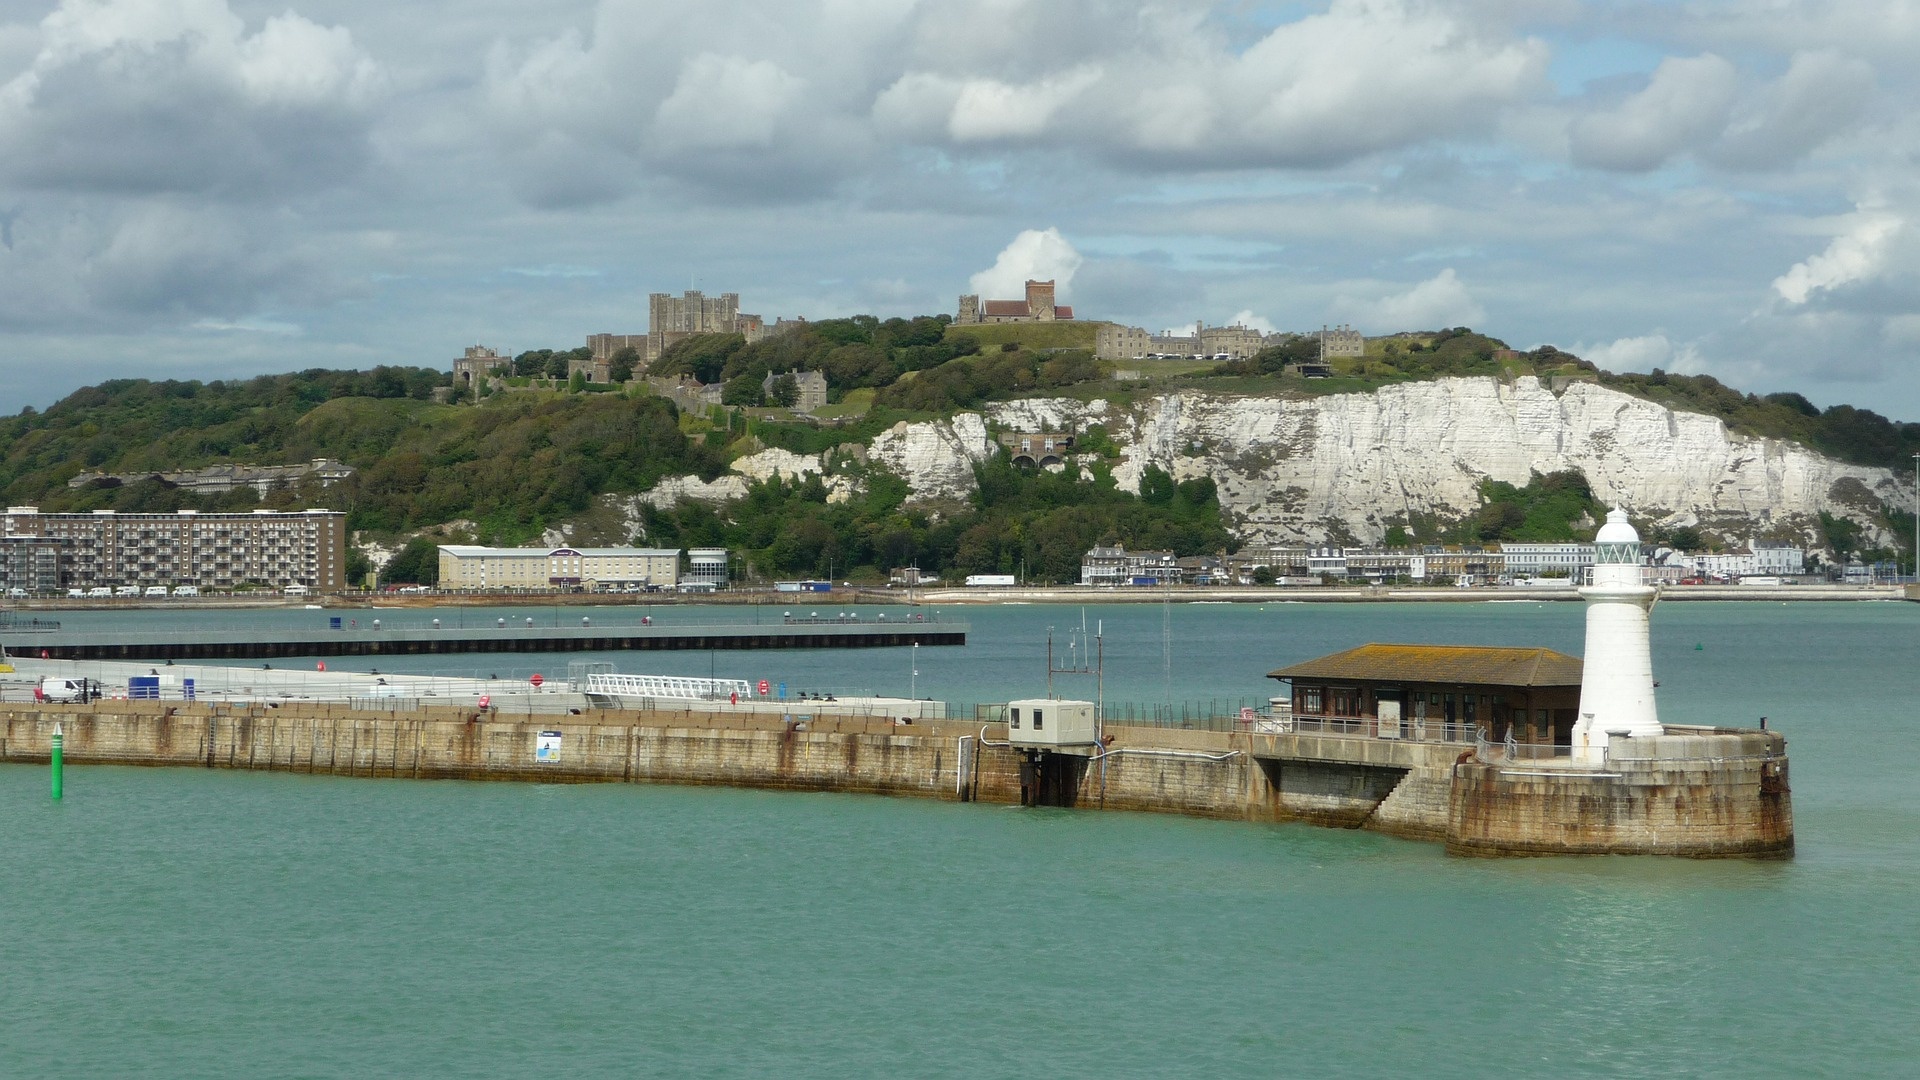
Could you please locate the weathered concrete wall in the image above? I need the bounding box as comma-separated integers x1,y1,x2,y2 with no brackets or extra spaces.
1446,731,1793,858
0,705,1791,858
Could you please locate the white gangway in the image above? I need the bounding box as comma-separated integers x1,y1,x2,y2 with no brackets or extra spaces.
583,673,752,707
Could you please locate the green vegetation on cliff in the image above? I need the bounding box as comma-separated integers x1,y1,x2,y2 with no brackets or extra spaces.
639,459,1229,584
6,315,1917,580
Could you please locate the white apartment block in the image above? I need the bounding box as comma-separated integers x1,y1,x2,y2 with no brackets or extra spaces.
1499,543,1596,577
438,546,682,590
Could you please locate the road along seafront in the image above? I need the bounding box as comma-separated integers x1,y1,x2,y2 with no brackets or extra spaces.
0,693,1791,858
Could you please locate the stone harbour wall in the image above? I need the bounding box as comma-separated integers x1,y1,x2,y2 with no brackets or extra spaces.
1446,731,1794,858
0,704,1790,858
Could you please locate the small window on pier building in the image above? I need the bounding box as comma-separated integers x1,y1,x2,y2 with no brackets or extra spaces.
1009,707,1020,729
1033,709,1044,730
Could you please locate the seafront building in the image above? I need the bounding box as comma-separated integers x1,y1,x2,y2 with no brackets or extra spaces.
437,545,685,591
1080,545,1179,586
0,507,347,593
685,548,730,589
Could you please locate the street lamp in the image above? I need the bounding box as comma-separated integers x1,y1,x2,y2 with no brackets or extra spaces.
910,642,919,700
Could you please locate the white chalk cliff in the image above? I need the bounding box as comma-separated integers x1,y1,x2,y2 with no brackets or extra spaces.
633,376,1908,548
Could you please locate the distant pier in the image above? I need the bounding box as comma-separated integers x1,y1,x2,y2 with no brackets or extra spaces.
9,616,966,660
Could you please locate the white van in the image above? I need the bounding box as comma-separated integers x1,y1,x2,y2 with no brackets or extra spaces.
67,588,84,598
173,585,199,597
86,586,113,598
114,585,141,597
38,677,85,703
283,584,310,597
5,587,27,598
144,586,170,598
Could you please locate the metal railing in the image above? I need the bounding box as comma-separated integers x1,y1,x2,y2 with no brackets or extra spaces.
1285,712,1481,743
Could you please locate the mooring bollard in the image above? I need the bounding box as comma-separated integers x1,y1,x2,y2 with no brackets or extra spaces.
51,721,63,801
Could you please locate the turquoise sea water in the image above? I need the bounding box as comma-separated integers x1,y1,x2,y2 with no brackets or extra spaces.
4,601,1917,1077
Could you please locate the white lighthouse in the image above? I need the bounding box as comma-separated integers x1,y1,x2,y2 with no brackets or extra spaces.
1572,509,1662,762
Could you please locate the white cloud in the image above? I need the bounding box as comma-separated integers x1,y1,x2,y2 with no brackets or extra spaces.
970,228,1083,300
1567,334,1699,374
1773,213,1902,305
1332,269,1485,333
1230,310,1276,334
0,0,382,195
877,0,1550,169
1568,54,1738,171
654,53,804,152
1706,49,1875,170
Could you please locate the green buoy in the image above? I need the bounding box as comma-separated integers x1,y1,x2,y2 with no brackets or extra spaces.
51,721,63,801
1695,642,1705,651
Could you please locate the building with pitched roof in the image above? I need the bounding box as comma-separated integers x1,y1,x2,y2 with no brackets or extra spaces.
955,279,1074,324
1269,643,1582,746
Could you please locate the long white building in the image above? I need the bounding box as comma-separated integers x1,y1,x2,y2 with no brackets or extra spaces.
438,546,682,590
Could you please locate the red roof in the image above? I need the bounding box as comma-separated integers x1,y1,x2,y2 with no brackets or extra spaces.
983,300,1028,317
1055,306,1073,319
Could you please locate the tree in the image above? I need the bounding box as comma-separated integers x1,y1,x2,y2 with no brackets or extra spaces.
345,546,372,587
380,537,440,586
767,373,798,408
609,346,639,383
569,370,588,393
722,374,764,407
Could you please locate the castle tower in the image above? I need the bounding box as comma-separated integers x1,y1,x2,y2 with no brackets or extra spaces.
1572,508,1662,762
1025,279,1056,321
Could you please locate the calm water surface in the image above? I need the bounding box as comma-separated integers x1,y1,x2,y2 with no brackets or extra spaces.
3,601,1916,1077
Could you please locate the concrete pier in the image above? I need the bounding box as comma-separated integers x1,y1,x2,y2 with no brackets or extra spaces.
9,616,966,660
0,700,1791,858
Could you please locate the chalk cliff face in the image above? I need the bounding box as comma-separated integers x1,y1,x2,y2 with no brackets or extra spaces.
868,413,995,501
984,377,1906,546
630,376,1907,547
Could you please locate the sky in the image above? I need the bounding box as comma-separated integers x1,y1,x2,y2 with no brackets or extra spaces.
2,0,1919,419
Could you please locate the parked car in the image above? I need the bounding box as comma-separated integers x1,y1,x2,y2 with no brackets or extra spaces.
86,586,113,598
5,587,27,598
67,588,84,598
173,585,199,597
144,586,170,598
114,585,141,597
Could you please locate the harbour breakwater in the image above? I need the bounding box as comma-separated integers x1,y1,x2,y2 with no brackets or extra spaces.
0,701,1791,858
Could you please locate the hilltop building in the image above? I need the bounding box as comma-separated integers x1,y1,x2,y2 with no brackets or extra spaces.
453,345,510,392
647,290,763,363
763,370,828,412
1096,319,1271,360
1319,325,1365,359
956,280,1074,325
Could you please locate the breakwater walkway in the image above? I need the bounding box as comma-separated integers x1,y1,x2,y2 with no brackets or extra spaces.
9,614,967,660
0,697,1790,858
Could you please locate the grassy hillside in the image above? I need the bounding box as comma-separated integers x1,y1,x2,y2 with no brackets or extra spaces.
943,320,1099,351
0,372,726,543
7,318,1916,579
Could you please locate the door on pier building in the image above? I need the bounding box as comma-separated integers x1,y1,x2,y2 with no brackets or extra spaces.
1376,689,1403,739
